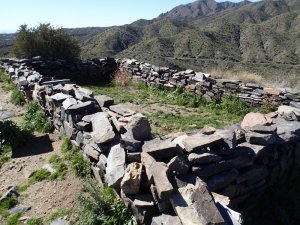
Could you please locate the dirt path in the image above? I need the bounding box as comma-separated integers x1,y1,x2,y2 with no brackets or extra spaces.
0,82,83,223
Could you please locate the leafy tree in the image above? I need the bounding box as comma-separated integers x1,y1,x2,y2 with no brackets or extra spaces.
13,23,80,61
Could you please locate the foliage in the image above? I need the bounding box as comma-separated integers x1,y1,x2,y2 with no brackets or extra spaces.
0,195,18,216
26,217,44,225
48,155,68,180
28,169,52,184
6,212,22,225
10,89,26,106
46,209,70,223
0,120,32,149
75,179,137,225
13,23,80,61
60,136,90,178
21,101,52,133
0,144,11,167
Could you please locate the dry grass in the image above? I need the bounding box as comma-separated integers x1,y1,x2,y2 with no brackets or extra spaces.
208,69,263,84
112,69,131,87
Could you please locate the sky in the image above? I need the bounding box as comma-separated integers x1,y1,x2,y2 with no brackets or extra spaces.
0,0,260,33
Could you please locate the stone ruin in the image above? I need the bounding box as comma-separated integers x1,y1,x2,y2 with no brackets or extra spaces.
1,57,300,225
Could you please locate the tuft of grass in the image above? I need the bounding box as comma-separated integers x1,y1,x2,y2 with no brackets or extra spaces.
75,179,137,225
10,89,26,106
26,217,44,225
0,144,12,167
48,155,68,180
6,212,22,225
60,136,73,154
16,183,30,193
0,195,18,216
21,101,51,133
46,209,70,223
28,169,51,184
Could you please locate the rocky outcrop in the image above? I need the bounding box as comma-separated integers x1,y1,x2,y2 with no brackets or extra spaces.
2,57,300,225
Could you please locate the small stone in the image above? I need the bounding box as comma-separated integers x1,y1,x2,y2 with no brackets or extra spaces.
121,163,143,195
9,205,31,214
133,194,155,208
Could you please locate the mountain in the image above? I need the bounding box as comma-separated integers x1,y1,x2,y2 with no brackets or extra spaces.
158,0,251,19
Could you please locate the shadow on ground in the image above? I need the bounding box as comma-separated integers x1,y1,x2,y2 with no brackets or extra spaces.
12,134,54,158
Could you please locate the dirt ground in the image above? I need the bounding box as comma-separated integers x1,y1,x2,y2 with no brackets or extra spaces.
0,82,83,222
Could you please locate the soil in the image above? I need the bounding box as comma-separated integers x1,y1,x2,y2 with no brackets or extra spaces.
0,82,83,223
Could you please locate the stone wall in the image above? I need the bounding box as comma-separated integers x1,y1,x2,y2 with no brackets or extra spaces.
118,58,300,108
2,58,300,225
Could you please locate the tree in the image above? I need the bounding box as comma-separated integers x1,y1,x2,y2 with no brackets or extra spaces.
13,23,81,61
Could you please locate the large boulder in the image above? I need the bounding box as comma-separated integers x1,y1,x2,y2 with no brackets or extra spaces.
241,112,272,130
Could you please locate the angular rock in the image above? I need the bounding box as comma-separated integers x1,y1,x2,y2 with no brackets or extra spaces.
143,138,182,160
83,144,100,160
62,97,77,110
188,151,222,164
109,105,135,116
151,212,183,225
9,205,31,214
170,181,225,225
245,132,277,146
121,162,143,195
133,194,155,208
290,101,300,109
95,95,114,108
192,161,233,178
141,153,174,200
106,144,126,189
168,156,190,175
50,93,72,102
120,137,142,152
206,169,239,191
125,113,152,141
182,133,223,153
215,129,237,149
250,124,277,134
214,200,243,225
150,185,172,212
201,125,216,135
172,134,188,150
241,112,272,130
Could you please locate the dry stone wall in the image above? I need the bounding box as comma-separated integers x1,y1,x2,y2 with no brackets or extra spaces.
118,58,300,108
2,57,300,225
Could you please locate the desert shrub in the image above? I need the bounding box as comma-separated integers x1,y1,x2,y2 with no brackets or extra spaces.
113,70,131,87
21,101,51,133
13,23,80,61
10,89,26,105
75,179,137,225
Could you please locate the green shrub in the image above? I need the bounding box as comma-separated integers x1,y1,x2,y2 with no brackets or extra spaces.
0,120,32,149
21,101,51,133
75,179,137,225
48,155,68,180
28,169,51,184
13,23,80,61
7,212,22,225
10,89,26,105
26,217,44,225
0,195,18,216
60,136,73,154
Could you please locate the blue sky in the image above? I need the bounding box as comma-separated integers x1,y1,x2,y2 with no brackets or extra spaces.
0,0,260,33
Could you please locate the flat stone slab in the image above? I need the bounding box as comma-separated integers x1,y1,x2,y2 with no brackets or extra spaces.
245,132,277,146
50,93,72,101
133,194,155,208
106,144,126,189
250,124,277,134
62,97,77,110
109,105,135,116
170,181,225,225
206,169,239,191
143,138,182,160
188,151,222,164
151,213,183,225
182,133,223,153
192,161,233,178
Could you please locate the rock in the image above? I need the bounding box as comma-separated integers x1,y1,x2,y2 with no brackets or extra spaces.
188,151,222,164
215,129,237,149
50,218,70,225
182,133,223,153
76,121,92,132
263,87,281,95
151,212,183,225
9,205,31,214
120,137,142,152
75,87,93,100
95,95,114,108
236,166,268,184
50,93,72,102
42,163,56,174
121,163,143,195
66,101,95,115
170,181,225,225
63,121,74,138
172,134,188,150
62,97,77,110
97,154,107,171
141,153,174,200
150,185,172,212
168,156,190,175
106,144,126,189
276,118,300,142
206,169,239,191
277,105,300,121
241,112,272,130
92,166,104,187
109,105,135,116
111,117,126,133
250,124,277,134
290,101,300,109
214,200,243,225
133,194,155,208
245,132,277,146
143,138,182,160
201,125,216,135
192,161,233,178
90,112,116,144
83,144,100,160
0,110,15,120
125,113,152,141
